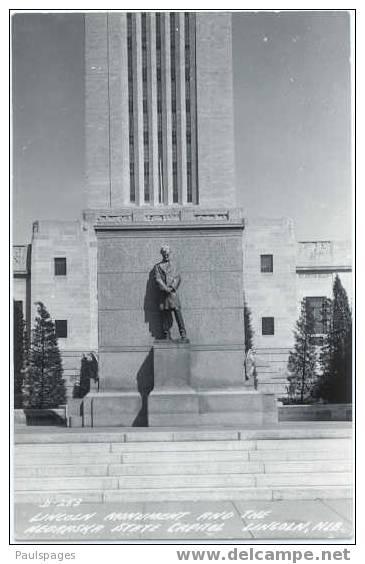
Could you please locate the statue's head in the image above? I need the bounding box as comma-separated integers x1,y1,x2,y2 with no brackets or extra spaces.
160,244,170,261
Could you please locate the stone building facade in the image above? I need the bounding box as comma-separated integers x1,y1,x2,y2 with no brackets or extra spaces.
13,221,98,398
13,221,352,399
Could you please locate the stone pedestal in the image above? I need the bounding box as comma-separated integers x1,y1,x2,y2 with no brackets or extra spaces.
153,340,192,388
149,340,200,426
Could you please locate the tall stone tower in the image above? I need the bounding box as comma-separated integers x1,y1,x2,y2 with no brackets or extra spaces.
85,12,236,209
82,12,277,427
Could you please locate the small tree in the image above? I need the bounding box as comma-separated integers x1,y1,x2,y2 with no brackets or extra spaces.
244,301,257,384
22,302,66,409
78,354,91,398
244,301,254,354
318,275,352,403
287,299,317,403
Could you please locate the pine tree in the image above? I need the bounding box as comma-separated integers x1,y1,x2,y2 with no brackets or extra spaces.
318,275,352,403
22,302,66,409
287,299,318,403
13,301,27,408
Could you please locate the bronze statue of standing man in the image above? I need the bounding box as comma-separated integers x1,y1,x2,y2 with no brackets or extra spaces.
154,244,187,341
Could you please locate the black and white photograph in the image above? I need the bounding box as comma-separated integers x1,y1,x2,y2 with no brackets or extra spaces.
11,9,354,546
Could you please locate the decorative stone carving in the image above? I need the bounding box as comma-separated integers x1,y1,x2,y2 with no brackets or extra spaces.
144,213,181,222
96,214,133,225
193,212,229,221
13,246,28,274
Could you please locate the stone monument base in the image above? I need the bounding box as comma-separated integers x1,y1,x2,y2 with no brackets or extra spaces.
74,340,278,427
75,387,278,427
148,340,278,427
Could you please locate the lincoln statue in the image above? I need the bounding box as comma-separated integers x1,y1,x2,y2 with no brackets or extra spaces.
153,245,187,341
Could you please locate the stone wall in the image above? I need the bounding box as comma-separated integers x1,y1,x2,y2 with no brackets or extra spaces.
244,217,297,350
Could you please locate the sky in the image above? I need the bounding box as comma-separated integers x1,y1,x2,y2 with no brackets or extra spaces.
12,11,352,245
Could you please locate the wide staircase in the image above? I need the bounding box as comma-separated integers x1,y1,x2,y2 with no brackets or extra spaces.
14,424,353,504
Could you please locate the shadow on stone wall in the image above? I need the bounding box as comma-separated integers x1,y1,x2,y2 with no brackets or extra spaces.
132,348,154,427
144,269,164,340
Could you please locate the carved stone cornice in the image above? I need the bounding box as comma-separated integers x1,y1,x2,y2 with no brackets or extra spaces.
83,207,245,230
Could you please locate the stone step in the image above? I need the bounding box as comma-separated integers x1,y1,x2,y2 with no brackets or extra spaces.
15,459,351,478
15,446,350,467
122,447,351,464
15,440,257,455
14,430,241,444
249,448,351,461
15,453,123,466
256,472,352,488
15,461,264,477
117,471,352,489
14,425,352,445
15,484,353,505
111,437,351,453
15,434,351,451
15,464,110,478
117,461,351,475
15,470,352,493
264,460,352,473
15,476,119,491
255,438,351,451
111,440,256,452
14,438,351,460
15,443,113,454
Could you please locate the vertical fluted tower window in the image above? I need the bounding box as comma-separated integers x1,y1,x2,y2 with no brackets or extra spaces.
170,13,179,204
141,13,150,203
127,13,135,202
170,13,178,204
184,12,198,204
185,13,192,203
156,13,164,204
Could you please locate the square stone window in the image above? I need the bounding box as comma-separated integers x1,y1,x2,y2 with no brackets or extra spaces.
262,317,274,335
54,258,66,276
55,320,68,339
260,254,273,273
